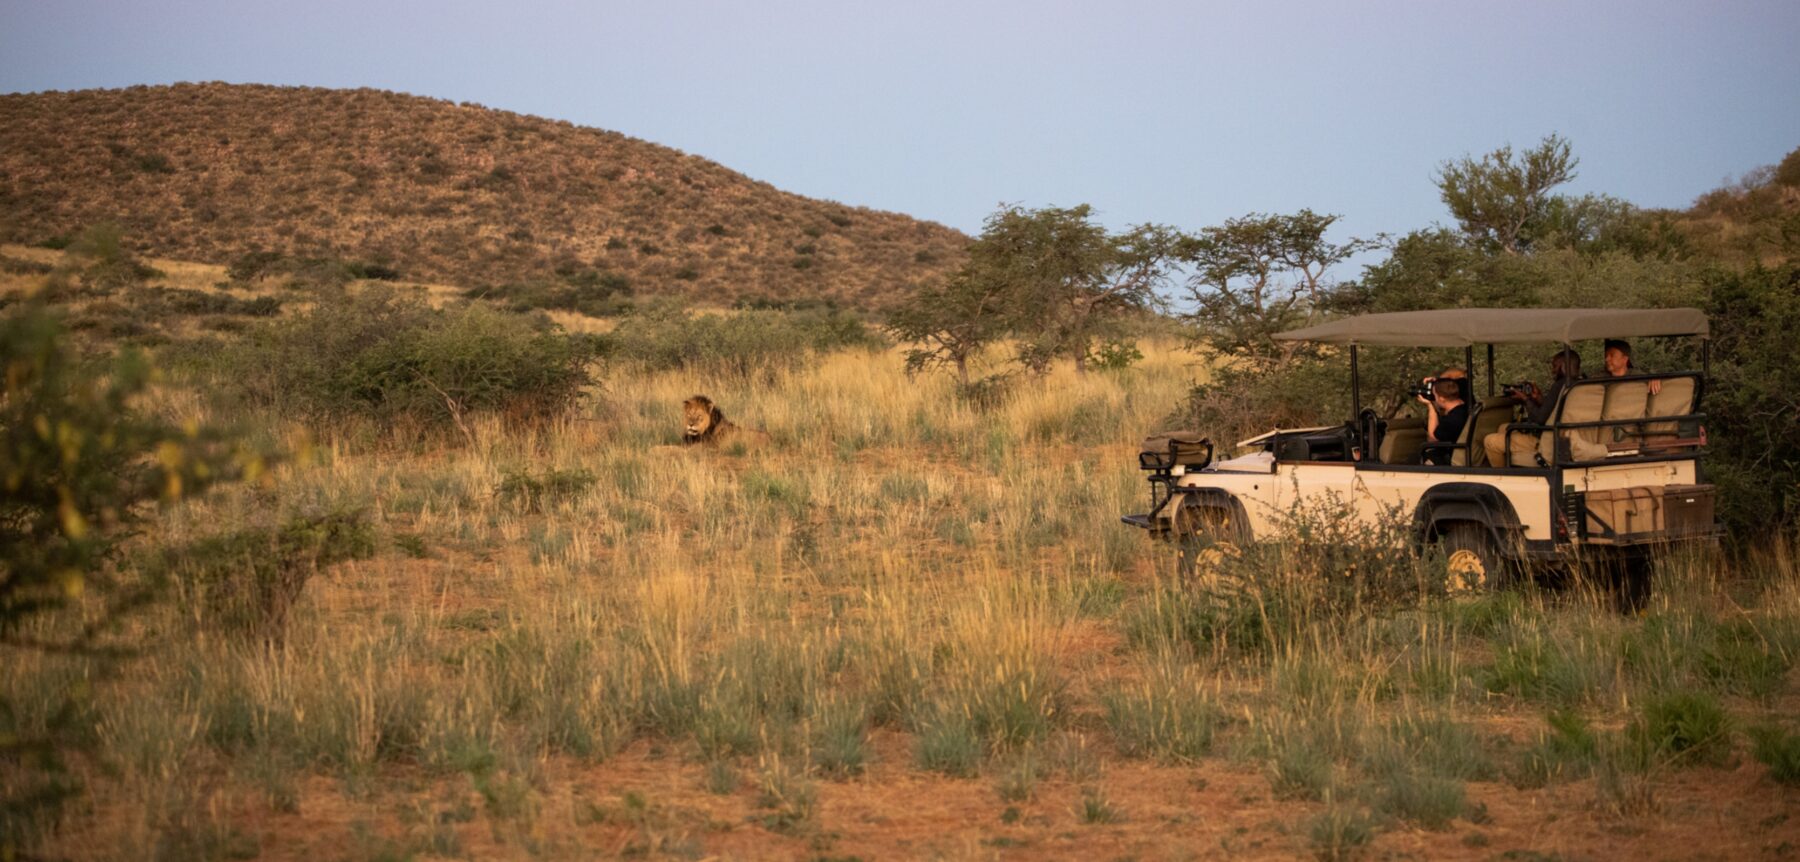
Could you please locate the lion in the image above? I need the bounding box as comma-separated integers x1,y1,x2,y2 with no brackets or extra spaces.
681,395,767,446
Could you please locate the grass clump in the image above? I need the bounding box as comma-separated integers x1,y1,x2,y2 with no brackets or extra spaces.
808,698,870,779
753,756,816,834
1627,690,1733,767
914,708,984,777
1101,660,1218,762
1078,787,1120,824
1307,803,1374,861
1510,709,1601,787
1748,725,1800,786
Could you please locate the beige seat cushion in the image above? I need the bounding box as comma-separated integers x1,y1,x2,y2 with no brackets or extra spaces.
1381,427,1428,464
1467,396,1515,467
1544,382,1608,463
1449,401,1483,466
1601,380,1651,447
1644,377,1697,440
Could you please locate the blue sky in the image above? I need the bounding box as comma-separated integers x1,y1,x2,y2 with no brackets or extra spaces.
3,0,1797,247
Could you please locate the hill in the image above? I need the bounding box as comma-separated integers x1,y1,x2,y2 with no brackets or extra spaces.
0,83,968,310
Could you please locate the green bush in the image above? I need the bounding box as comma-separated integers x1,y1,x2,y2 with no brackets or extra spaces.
226,287,595,431
149,509,375,642
604,302,883,375
470,270,634,317
1701,264,1800,534
53,222,161,293
135,286,283,319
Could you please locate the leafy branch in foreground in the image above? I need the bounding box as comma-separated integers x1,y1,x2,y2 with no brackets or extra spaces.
1,298,266,850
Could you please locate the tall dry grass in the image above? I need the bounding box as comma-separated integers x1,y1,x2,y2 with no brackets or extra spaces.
9,339,1800,859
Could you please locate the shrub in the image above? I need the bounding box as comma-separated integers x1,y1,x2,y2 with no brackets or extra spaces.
604,302,882,375
135,286,283,319
227,287,596,431
150,509,376,642
495,468,597,513
62,222,161,290
470,270,634,317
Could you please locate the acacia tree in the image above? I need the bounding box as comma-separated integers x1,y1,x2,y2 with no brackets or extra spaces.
1182,210,1375,368
888,271,1008,385
891,204,1182,379
1436,133,1578,255
976,204,1181,374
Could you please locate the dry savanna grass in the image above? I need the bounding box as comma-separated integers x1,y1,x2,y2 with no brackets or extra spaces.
8,300,1800,861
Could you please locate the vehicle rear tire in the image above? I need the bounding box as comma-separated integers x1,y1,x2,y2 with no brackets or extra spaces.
1611,553,1653,614
1441,522,1507,593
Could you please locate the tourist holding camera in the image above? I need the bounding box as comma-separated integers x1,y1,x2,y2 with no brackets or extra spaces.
1483,348,1581,467
1418,376,1469,466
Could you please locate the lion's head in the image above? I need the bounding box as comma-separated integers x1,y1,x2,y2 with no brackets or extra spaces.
682,395,722,440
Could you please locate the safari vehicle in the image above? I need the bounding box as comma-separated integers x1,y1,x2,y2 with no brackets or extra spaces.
1122,308,1720,601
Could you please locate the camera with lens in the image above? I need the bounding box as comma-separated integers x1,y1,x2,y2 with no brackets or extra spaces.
1410,379,1437,401
1501,381,1538,401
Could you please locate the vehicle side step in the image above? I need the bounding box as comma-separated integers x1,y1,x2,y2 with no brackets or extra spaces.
1120,514,1157,530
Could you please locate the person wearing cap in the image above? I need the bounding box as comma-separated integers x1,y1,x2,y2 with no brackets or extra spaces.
1602,339,1662,395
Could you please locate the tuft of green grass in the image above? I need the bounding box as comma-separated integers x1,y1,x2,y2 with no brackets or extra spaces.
753,756,816,835
1510,709,1600,788
809,698,870,779
1307,803,1374,861
914,708,984,777
994,750,1041,802
1365,713,1495,782
1364,769,1464,830
1101,661,1218,763
704,759,740,795
1628,690,1733,767
1078,786,1120,824
1748,725,1800,786
1267,736,1335,802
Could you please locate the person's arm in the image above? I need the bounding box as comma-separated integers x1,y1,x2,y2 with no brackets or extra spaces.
1424,400,1441,440
1526,381,1559,425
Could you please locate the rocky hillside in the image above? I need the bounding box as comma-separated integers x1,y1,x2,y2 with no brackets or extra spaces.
0,83,967,309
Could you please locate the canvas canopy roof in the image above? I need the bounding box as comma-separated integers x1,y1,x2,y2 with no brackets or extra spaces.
1272,308,1709,347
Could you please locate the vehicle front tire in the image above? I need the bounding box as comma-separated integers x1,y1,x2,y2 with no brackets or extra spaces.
1171,500,1241,577
1441,522,1508,593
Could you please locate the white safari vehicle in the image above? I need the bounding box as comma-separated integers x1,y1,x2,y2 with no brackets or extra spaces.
1123,308,1719,600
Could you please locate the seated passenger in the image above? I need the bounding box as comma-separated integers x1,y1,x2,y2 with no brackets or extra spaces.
1484,348,1580,467
1420,377,1469,466
1602,339,1661,395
